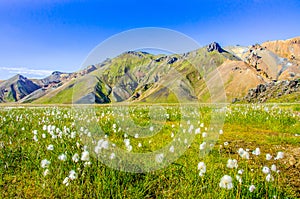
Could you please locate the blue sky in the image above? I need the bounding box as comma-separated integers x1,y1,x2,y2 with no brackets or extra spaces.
0,0,300,80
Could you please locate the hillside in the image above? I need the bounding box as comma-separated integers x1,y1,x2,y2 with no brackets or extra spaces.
1,37,299,104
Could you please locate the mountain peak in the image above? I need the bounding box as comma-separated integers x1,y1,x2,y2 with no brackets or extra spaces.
207,42,225,53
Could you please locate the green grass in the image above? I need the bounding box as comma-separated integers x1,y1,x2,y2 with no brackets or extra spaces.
0,104,299,198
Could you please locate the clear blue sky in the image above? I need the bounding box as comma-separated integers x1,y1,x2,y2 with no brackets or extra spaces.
0,0,300,80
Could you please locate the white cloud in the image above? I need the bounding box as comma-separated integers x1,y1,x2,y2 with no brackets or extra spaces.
0,67,52,77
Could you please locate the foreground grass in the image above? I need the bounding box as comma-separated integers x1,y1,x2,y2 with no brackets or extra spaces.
0,104,299,198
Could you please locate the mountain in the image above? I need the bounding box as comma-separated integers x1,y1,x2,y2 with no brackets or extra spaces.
0,74,41,102
1,37,299,104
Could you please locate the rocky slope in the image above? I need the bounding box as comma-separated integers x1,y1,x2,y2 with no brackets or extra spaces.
241,79,299,103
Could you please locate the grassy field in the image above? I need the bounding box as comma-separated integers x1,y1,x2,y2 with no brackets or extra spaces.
0,103,299,198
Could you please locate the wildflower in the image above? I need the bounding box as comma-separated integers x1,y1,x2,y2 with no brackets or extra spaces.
188,124,194,133
202,132,207,138
98,139,109,150
72,153,79,163
271,164,277,172
110,153,115,160
227,159,238,169
238,148,250,159
134,134,139,138
252,148,260,156
236,175,242,184
63,177,69,186
197,162,206,176
219,175,233,189
47,144,54,151
238,169,244,175
41,159,50,168
223,142,228,146
68,170,77,180
58,153,67,161
70,132,76,139
266,174,274,182
219,129,223,135
149,126,154,131
42,133,46,138
262,166,270,174
138,143,142,147
274,152,284,160
195,128,200,134
169,145,175,153
249,185,256,192
33,135,38,142
43,169,49,177
155,153,164,163
200,142,206,150
266,153,272,160
84,161,91,167
81,151,90,161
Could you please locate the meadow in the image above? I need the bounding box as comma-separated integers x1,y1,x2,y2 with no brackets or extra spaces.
0,103,299,198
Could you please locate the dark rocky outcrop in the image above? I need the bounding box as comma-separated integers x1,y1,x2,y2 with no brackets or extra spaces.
207,42,226,53
242,79,300,103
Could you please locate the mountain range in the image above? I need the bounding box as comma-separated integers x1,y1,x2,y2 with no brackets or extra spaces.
0,37,299,104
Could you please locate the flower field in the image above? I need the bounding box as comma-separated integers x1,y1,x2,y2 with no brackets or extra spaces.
0,104,299,198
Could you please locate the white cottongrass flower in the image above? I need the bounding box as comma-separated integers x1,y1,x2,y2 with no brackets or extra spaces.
68,170,77,180
84,161,91,167
197,162,206,176
169,145,175,153
63,177,69,186
219,129,223,135
227,159,238,169
238,148,250,159
274,152,284,160
271,164,277,172
70,132,76,139
58,153,67,161
138,143,142,147
43,169,49,177
41,159,50,168
149,126,154,131
219,175,233,189
134,134,139,138
202,132,207,138
81,151,90,161
223,142,229,146
199,142,206,150
266,174,274,182
195,128,200,134
262,166,270,174
155,153,164,163
33,135,38,142
252,148,261,156
110,153,116,160
188,124,194,133
236,175,242,184
238,169,244,175
47,144,54,151
266,153,272,160
72,153,79,163
42,133,46,139
249,185,256,192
